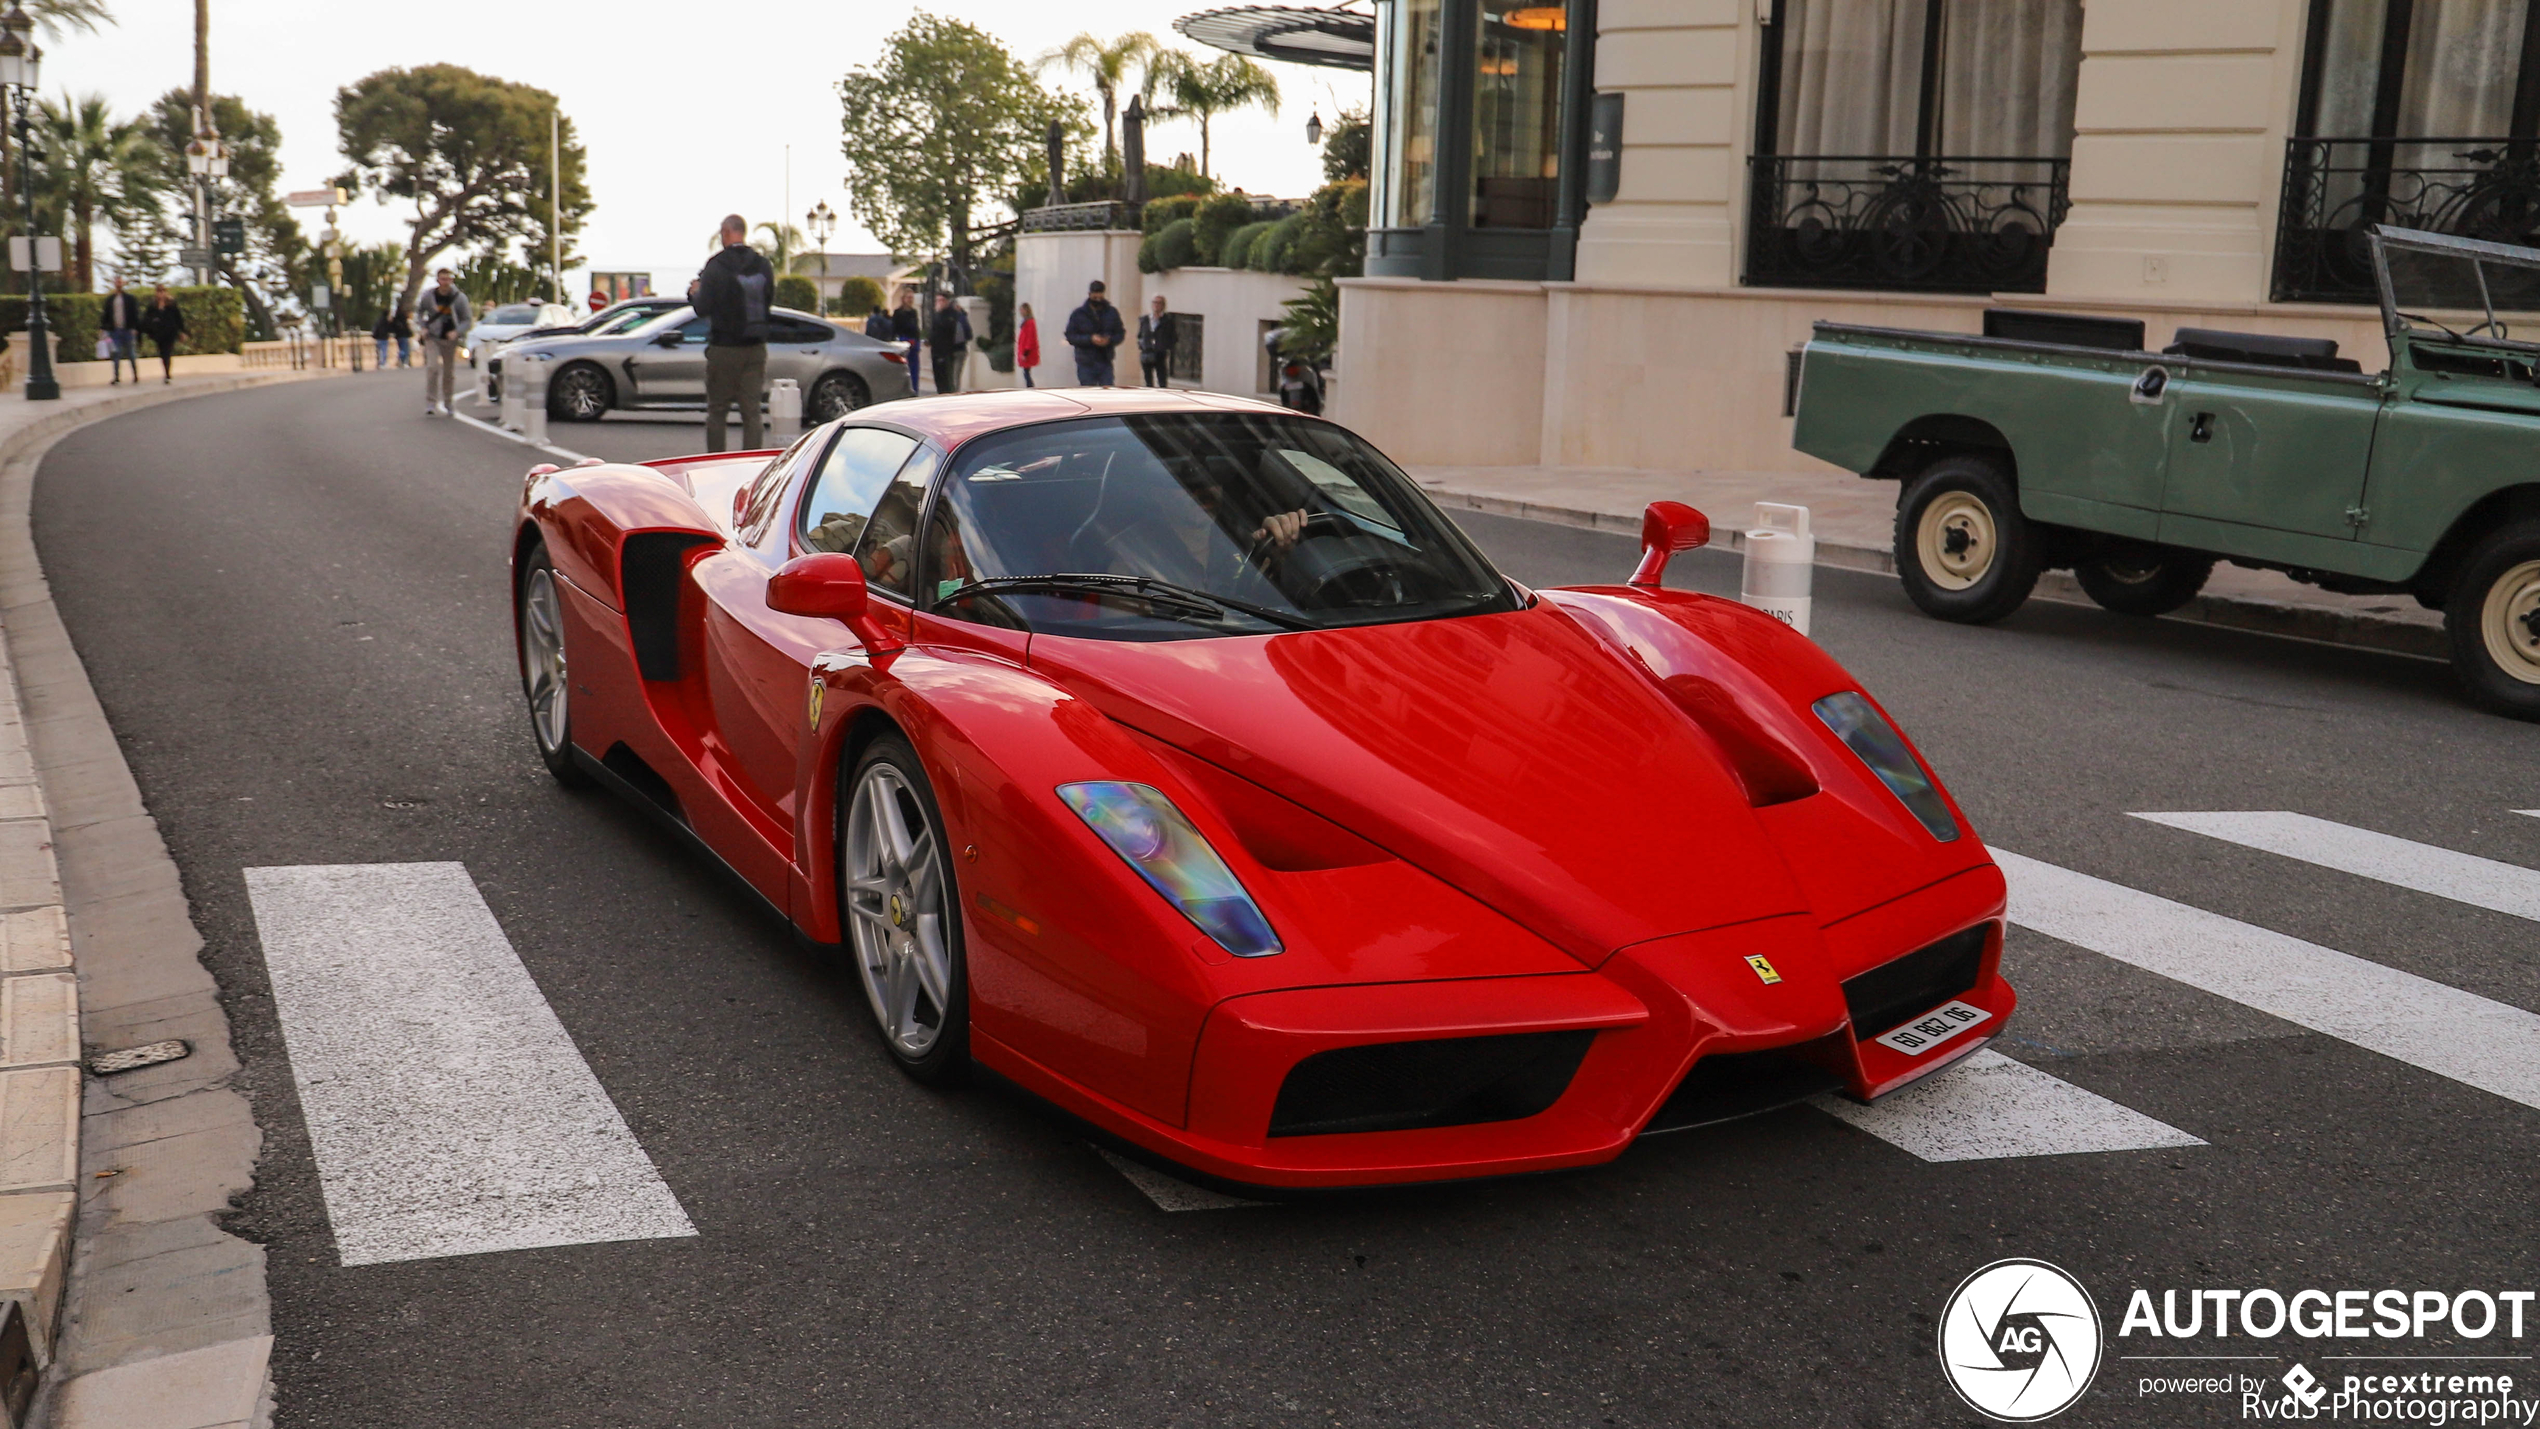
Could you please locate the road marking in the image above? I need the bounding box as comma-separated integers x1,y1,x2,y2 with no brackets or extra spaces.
1095,1147,1265,1211
1810,1050,2204,1161
2135,811,2540,924
2516,810,2540,819
244,863,695,1265
446,403,590,464
1995,849,2540,1112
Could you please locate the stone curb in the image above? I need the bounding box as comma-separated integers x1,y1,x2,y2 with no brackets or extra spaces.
0,372,338,1429
1422,487,2449,663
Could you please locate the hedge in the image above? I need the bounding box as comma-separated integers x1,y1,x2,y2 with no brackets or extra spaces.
1141,194,1201,235
1191,193,1257,266
1138,218,1198,274
0,285,245,360
1220,220,1274,271
831,275,887,318
775,274,819,312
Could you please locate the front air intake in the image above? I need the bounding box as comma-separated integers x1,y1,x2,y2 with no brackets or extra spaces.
1267,1031,1595,1138
1842,923,1989,1039
1640,1033,1849,1134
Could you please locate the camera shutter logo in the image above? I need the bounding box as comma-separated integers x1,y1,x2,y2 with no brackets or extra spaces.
1938,1259,2103,1422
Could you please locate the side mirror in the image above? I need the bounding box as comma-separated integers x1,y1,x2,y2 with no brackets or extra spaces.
653,330,683,348
1628,501,1710,588
767,552,903,654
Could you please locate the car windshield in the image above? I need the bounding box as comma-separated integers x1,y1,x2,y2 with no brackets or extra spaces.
2379,230,2540,346
587,306,664,336
924,412,1518,640
488,304,539,325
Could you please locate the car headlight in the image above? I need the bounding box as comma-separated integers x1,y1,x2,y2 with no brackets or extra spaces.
1811,692,1960,842
1057,782,1282,956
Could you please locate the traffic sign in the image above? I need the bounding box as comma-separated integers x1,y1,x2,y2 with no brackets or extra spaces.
10,236,63,273
286,187,347,208
177,247,213,269
212,217,245,254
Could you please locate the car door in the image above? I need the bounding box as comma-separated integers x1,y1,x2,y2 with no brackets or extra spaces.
2155,362,2385,563
767,315,835,393
693,425,924,828
624,315,712,403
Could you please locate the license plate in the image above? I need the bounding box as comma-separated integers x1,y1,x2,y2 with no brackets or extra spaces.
1872,999,1992,1056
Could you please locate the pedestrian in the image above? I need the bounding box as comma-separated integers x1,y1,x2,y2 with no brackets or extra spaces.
928,292,972,396
371,307,395,371
389,299,414,367
135,286,185,384
862,304,891,341
890,288,922,396
693,212,776,453
417,268,472,415
101,276,142,386
1137,294,1176,388
1063,279,1125,388
1015,301,1040,388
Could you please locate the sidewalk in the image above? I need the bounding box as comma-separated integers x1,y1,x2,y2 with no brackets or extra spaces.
1407,463,2448,662
0,371,339,1429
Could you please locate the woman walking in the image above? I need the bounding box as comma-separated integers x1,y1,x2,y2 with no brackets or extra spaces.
1015,302,1040,388
136,286,185,384
373,300,413,370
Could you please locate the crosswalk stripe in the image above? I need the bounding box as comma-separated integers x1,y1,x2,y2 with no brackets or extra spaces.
2134,811,2540,923
245,863,696,1265
1810,1049,2204,1161
1994,849,2540,1113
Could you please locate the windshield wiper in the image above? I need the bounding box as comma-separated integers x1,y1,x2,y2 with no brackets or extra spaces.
941,573,1313,631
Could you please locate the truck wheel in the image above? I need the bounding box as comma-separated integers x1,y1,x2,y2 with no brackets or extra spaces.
1895,456,2041,623
2444,521,2540,720
2074,546,2214,617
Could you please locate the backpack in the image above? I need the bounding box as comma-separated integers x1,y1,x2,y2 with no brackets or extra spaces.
952,305,973,348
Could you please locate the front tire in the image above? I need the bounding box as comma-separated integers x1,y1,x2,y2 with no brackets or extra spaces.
842,734,971,1084
2074,545,2215,617
1895,454,2042,623
808,371,869,423
518,545,593,787
2445,521,2540,720
548,362,613,422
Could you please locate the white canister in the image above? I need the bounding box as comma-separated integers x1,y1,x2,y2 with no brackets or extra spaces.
1740,502,1815,636
768,377,804,442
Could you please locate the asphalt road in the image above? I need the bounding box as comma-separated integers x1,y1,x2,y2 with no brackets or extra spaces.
33,374,2540,1427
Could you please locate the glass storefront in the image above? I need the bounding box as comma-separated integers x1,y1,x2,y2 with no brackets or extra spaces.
1381,0,1445,229
1472,6,1566,228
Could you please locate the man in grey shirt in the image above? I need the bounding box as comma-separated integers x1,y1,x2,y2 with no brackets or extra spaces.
417,268,473,416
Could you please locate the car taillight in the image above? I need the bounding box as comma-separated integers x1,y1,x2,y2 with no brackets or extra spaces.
880,351,904,365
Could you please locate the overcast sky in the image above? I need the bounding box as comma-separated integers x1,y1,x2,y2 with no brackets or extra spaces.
52,0,1368,288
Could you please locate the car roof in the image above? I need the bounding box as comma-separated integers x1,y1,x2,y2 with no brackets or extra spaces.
856,386,1292,449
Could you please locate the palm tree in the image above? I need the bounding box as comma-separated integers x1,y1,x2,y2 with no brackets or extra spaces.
1038,30,1158,176
34,92,160,291
1149,53,1280,181
752,220,806,274
1,1,114,208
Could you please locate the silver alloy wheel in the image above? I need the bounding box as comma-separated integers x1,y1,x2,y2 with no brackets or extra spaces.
2480,557,2540,685
846,761,952,1056
552,364,610,420
521,567,570,754
1916,491,1998,591
809,373,864,423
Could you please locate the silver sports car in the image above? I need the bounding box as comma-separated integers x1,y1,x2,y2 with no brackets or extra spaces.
497,305,910,424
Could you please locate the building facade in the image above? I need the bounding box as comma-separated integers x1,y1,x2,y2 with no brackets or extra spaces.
1334,0,2537,473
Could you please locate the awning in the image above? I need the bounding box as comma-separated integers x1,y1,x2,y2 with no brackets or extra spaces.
1174,5,1375,72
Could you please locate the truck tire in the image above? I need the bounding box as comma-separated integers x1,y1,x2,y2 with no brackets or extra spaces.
1895,456,2042,624
2074,546,2214,617
2444,520,2540,720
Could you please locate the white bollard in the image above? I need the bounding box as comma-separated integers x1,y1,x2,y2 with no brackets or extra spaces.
500,357,527,432
768,377,803,442
1740,502,1815,636
520,354,551,445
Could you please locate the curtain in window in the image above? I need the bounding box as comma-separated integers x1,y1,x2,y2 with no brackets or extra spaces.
2311,0,2530,137
1774,0,2080,157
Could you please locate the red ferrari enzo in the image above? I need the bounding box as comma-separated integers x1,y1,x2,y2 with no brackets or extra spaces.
512,388,2011,1191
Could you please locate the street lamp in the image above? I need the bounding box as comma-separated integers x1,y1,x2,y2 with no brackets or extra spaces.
0,2,55,401
804,199,835,315
1305,110,1323,146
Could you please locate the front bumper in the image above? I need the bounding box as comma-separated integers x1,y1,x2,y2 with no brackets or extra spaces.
991,864,2013,1191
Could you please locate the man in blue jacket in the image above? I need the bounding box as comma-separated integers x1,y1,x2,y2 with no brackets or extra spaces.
1062,279,1125,387
693,214,775,451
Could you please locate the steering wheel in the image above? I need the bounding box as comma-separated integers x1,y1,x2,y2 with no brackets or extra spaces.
1280,539,1421,609
1243,510,1353,570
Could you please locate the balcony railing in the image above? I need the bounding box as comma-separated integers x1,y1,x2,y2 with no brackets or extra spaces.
1020,201,1137,233
2273,137,2540,303
1743,155,2070,294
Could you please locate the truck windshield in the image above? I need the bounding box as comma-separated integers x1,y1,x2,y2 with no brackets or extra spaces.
2380,231,2540,345
922,413,1519,641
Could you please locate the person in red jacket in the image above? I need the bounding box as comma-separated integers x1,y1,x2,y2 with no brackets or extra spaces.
1015,302,1041,388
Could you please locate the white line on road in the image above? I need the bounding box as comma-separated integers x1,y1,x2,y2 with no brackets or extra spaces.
1095,1148,1266,1211
1810,1050,2205,1161
1995,849,2540,1112
2134,811,2540,924
245,862,695,1265
446,403,590,464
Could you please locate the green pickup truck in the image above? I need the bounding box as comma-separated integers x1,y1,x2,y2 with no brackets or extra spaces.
1792,226,2540,719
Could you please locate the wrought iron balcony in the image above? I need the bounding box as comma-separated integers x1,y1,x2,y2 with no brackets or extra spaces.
1020,201,1137,233
2273,137,2540,303
1742,155,2070,294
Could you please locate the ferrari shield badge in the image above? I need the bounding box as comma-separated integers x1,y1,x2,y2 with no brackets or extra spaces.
806,677,824,731
1744,954,1782,985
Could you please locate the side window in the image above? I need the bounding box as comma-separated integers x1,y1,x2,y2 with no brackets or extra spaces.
775,316,833,344
676,316,711,346
800,427,921,557
735,428,824,547
851,445,944,601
